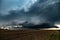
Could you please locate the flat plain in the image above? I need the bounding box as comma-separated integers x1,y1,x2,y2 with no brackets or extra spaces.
0,29,60,40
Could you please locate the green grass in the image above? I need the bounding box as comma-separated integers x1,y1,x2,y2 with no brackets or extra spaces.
49,31,59,40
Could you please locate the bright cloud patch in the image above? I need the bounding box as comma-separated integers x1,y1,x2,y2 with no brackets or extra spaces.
0,0,37,15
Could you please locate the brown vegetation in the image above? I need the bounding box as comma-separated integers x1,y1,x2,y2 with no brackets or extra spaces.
0,29,59,40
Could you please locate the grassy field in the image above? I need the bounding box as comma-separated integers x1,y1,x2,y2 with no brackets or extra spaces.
0,29,60,40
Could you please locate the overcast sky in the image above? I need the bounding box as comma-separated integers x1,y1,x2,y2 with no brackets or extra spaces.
0,0,60,26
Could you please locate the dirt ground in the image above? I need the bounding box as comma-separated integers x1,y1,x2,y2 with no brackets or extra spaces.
0,29,60,40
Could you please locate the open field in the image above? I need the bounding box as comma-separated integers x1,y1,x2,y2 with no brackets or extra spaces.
0,29,60,40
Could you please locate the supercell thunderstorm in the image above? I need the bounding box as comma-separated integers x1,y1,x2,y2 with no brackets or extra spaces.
0,0,60,28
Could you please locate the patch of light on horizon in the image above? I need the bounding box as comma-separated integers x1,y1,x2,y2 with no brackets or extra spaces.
55,24,60,28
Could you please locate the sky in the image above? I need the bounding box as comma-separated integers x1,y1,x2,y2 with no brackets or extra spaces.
0,0,60,27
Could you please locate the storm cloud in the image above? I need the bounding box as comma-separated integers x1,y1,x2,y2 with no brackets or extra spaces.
0,0,60,27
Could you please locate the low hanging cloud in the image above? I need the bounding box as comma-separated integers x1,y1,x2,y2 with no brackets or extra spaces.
0,0,60,27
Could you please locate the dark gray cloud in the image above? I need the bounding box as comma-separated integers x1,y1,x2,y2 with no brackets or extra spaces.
23,0,60,23
0,0,60,28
